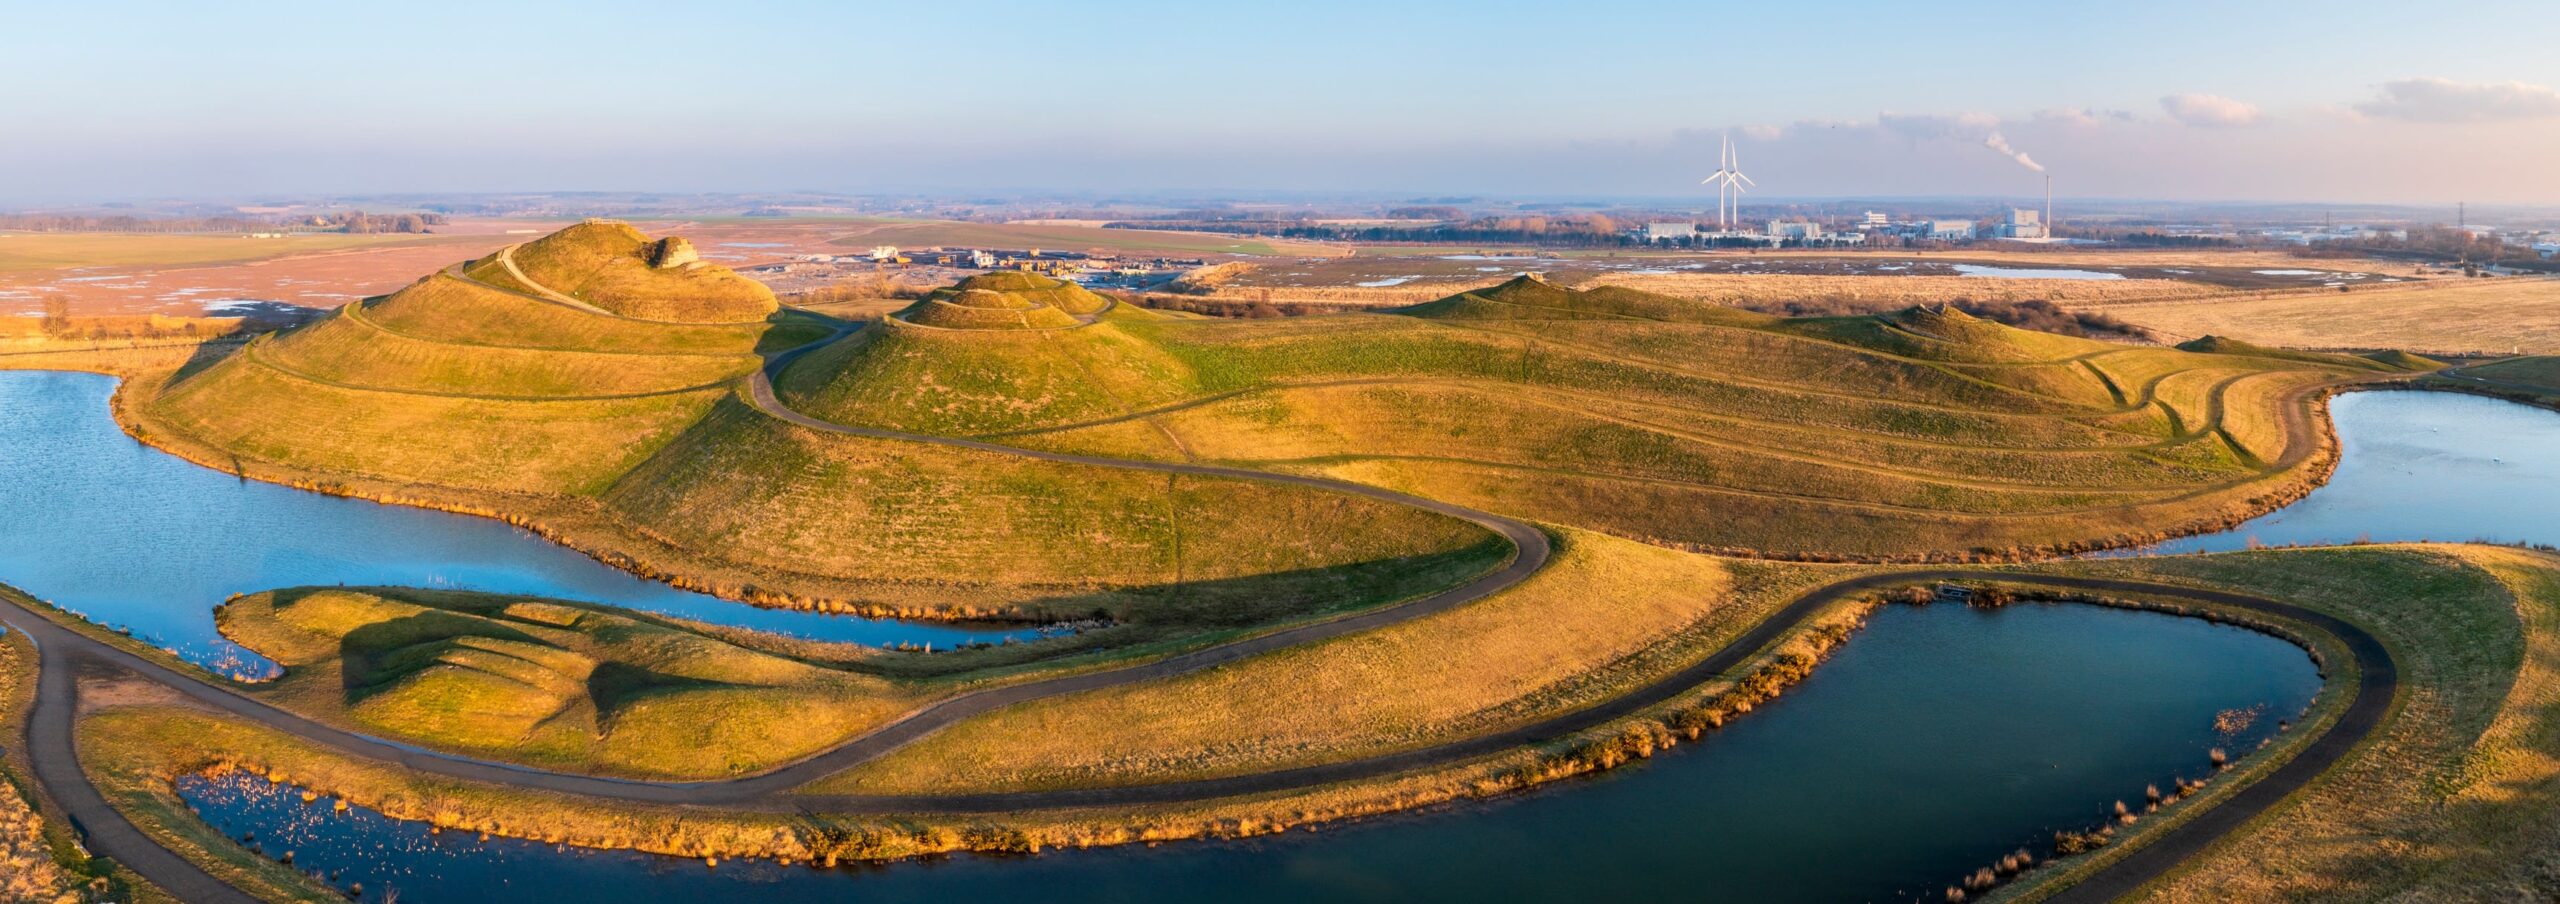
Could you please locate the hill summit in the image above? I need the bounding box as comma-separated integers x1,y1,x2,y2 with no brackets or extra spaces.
894,271,1113,330
464,220,777,323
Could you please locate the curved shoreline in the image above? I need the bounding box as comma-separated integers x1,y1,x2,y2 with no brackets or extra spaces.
2,569,2394,903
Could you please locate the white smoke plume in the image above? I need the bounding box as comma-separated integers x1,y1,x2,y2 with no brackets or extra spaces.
1982,133,2044,172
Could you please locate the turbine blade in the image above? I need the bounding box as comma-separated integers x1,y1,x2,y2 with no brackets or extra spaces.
1737,173,1757,187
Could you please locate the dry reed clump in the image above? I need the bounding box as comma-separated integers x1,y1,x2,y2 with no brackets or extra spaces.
0,793,82,903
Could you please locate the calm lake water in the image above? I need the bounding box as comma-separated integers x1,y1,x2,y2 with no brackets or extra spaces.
0,370,1033,672
2151,390,2560,552
182,602,2318,904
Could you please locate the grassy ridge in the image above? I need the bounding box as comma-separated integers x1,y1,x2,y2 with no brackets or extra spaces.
830,279,2403,559
361,273,769,355
814,530,1831,794
154,359,724,494
217,587,917,778
600,397,1504,622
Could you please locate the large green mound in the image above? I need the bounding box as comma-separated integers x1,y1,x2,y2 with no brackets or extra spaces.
216,587,909,777
464,220,778,323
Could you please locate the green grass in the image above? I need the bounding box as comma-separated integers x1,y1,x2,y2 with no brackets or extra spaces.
599,395,1507,622
776,318,1202,437
758,278,2387,560
2457,355,2560,392
215,587,920,778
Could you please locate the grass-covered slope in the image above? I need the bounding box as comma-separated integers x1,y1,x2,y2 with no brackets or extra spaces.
215,587,913,778
145,223,1506,632
599,396,1507,622
890,272,1116,331
776,315,1200,436
755,280,2383,560
147,244,784,494
463,220,777,323
2175,335,2443,373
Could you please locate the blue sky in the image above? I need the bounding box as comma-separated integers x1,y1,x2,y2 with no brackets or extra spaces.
11,0,2560,204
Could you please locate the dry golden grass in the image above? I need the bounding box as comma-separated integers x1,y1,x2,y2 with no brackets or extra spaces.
255,308,753,397
0,232,458,274
153,359,726,494
361,273,769,356
1586,272,2205,307
215,587,920,779
2091,277,2560,355
463,221,776,324
814,530,1838,794
822,219,1345,258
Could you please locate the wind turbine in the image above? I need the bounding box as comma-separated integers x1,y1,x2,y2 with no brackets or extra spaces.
1699,132,1757,231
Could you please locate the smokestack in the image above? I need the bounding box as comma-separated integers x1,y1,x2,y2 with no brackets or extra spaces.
2045,174,2054,238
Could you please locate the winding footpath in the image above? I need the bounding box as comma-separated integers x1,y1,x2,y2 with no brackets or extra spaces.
0,287,2406,901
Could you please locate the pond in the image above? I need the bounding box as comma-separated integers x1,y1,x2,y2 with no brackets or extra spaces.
1950,264,2127,280
181,601,2319,903
2151,390,2560,553
0,370,1037,673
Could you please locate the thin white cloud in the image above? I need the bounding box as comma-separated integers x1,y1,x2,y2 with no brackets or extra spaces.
2160,93,2265,128
2354,77,2560,122
2032,107,2101,127
1876,111,2002,142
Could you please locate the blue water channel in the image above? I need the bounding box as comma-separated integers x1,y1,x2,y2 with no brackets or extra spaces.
182,601,2319,903
0,370,1034,673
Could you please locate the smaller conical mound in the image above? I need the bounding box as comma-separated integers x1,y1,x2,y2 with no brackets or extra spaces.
931,272,1113,316
897,298,1083,330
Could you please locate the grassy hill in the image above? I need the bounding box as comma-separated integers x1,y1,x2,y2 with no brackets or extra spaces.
766,276,2404,560
149,250,782,494
145,222,1507,637
463,220,777,323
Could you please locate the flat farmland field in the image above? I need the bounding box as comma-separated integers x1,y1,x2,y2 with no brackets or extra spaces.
2090,277,2560,354
823,219,1347,257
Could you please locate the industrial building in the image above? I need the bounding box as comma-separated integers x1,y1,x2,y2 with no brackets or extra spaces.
1993,208,2048,240
1643,222,1699,243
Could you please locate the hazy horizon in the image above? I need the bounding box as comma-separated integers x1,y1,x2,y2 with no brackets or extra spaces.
14,0,2560,206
